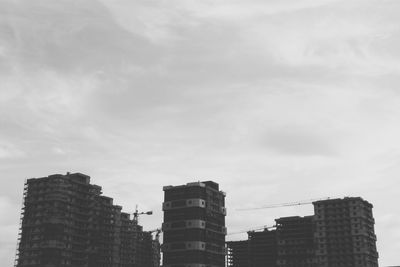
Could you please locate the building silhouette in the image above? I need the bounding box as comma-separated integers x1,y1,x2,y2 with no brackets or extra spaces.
275,216,314,267
162,181,226,267
227,197,379,267
15,172,160,267
227,218,312,267
226,240,249,267
313,197,379,267
249,229,277,267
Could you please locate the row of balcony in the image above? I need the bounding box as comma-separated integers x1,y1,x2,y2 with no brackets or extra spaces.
163,199,226,215
162,242,227,255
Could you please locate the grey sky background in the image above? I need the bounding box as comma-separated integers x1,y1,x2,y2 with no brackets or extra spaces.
1,0,400,265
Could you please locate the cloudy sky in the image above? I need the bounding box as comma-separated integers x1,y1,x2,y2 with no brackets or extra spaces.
1,0,400,265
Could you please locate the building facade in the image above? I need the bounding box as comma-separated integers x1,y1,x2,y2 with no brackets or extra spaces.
162,181,226,267
15,172,160,267
226,197,379,267
227,222,310,267
275,216,315,267
248,229,277,267
226,240,249,267
313,197,379,267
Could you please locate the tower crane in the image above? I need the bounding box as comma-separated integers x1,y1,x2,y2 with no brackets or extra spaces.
236,197,332,211
133,204,153,223
227,225,275,236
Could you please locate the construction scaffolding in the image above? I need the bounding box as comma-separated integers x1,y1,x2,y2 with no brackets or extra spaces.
15,172,160,267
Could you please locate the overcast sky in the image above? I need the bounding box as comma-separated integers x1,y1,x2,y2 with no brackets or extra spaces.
1,0,400,265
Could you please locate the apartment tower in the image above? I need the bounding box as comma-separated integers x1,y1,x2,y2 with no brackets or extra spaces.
226,197,379,267
162,181,227,267
313,197,379,267
15,172,160,267
275,216,315,267
248,229,277,267
226,240,249,267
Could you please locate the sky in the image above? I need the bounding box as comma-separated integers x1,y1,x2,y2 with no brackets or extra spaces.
1,0,400,265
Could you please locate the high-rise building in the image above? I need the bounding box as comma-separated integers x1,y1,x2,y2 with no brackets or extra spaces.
162,181,227,267
227,221,309,267
136,230,161,267
226,240,249,267
120,213,160,267
120,212,138,267
226,197,379,267
15,172,160,267
275,216,315,267
313,197,379,267
248,229,277,267
149,233,162,267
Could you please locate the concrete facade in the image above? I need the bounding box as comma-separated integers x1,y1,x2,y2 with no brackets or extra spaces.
15,172,160,267
226,240,249,267
248,229,277,267
227,197,379,267
275,216,315,267
313,197,379,267
162,181,226,267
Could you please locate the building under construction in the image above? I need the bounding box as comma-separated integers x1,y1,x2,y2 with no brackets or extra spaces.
248,229,277,267
162,181,227,267
227,197,379,267
226,240,249,267
15,172,160,267
275,216,315,267
227,217,311,267
313,197,379,267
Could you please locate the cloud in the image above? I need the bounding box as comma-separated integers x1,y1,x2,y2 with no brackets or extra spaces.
264,128,334,156
0,143,25,159
0,0,159,75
